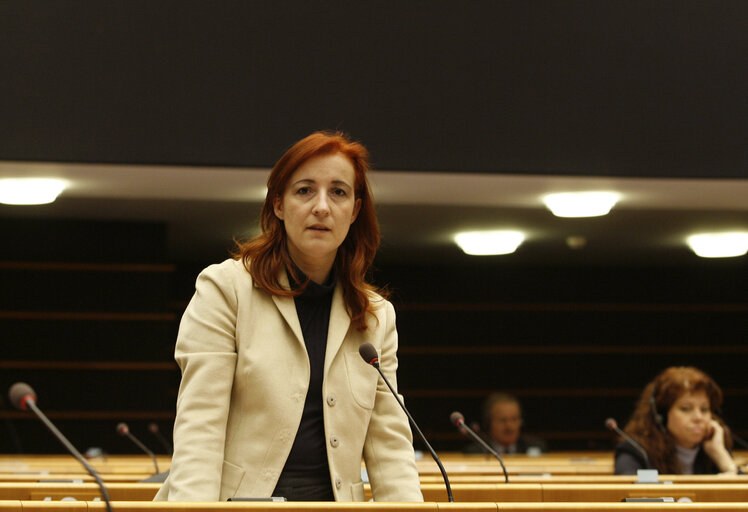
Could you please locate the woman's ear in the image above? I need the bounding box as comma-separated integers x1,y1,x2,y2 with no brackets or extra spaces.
273,195,284,220
350,198,362,224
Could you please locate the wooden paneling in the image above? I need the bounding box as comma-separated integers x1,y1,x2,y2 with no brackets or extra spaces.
376,262,748,451
1,217,747,454
0,220,178,455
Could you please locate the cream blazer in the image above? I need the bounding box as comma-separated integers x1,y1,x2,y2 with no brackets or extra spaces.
154,258,423,502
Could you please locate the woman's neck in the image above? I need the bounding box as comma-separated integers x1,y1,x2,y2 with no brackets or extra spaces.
674,443,699,474
288,253,334,284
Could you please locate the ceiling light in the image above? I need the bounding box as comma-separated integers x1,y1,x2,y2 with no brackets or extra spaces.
686,232,748,258
543,191,619,218
0,178,67,205
454,230,525,255
566,235,587,250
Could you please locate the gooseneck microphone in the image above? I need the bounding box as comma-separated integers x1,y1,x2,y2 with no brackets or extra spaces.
148,422,173,454
117,422,160,474
9,382,113,512
450,411,509,483
359,343,454,502
605,417,652,470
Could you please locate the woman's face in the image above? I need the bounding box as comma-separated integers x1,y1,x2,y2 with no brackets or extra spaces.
667,390,711,449
273,152,361,276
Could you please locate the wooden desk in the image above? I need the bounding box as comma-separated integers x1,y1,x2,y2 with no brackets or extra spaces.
0,482,160,501
420,474,748,484
3,481,748,504
541,483,748,503
0,455,169,476
417,483,748,502
10,502,748,512
416,453,614,476
64,500,748,512
0,473,154,483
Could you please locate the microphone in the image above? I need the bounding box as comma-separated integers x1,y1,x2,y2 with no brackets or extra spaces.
605,417,652,470
450,411,509,483
148,422,173,454
358,343,453,502
117,422,160,474
8,382,113,512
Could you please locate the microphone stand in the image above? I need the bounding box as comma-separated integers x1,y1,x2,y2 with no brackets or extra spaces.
371,364,454,502
120,426,160,474
453,416,509,483
26,400,113,512
606,418,652,471
148,423,173,454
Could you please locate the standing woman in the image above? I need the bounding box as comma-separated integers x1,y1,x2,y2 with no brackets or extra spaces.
155,132,423,501
614,366,739,475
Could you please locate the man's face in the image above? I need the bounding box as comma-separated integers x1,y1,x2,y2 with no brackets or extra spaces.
489,401,522,447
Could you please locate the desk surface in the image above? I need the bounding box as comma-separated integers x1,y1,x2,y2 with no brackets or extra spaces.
3,481,748,504
0,452,746,485
10,501,748,512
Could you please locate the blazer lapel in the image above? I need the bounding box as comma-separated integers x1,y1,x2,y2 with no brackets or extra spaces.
324,282,351,374
270,271,305,349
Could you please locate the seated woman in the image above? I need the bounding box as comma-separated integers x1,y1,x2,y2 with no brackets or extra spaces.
615,366,739,475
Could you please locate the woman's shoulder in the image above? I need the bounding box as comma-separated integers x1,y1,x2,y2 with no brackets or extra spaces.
614,439,649,465
198,258,253,286
614,439,648,474
615,439,643,456
366,288,393,311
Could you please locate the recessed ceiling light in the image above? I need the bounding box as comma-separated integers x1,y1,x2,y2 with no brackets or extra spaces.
0,178,67,205
543,191,619,218
566,235,587,249
686,232,748,258
454,230,525,256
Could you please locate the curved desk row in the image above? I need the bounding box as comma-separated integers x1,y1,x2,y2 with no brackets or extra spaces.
2,481,748,503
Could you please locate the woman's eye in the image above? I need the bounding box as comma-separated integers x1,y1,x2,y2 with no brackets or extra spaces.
331,188,347,197
296,187,311,195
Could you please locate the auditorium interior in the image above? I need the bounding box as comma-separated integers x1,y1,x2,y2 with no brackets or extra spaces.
0,2,747,509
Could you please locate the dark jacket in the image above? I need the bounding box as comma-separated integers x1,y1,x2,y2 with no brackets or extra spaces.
614,440,718,475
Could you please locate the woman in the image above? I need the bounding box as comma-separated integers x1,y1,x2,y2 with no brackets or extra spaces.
614,366,739,475
154,132,423,501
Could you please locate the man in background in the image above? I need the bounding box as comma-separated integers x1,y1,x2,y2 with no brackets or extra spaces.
465,392,547,455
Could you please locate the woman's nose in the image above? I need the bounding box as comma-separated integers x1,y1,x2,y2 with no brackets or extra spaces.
312,195,330,215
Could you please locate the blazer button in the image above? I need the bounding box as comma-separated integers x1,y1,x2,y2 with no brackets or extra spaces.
326,394,337,406
335,476,342,488
330,435,340,448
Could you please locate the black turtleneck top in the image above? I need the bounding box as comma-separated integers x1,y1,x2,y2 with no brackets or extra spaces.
281,268,336,474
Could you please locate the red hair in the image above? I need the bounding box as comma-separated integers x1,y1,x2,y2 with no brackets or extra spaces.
623,366,731,473
234,131,383,331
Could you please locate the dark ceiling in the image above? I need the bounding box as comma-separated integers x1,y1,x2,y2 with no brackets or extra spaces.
1,1,747,267
2,1,746,177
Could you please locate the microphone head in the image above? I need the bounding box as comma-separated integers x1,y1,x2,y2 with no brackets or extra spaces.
116,422,129,436
605,418,618,431
358,343,379,366
148,422,159,434
449,411,465,427
8,382,37,411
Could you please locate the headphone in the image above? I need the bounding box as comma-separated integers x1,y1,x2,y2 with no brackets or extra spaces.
649,386,667,433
